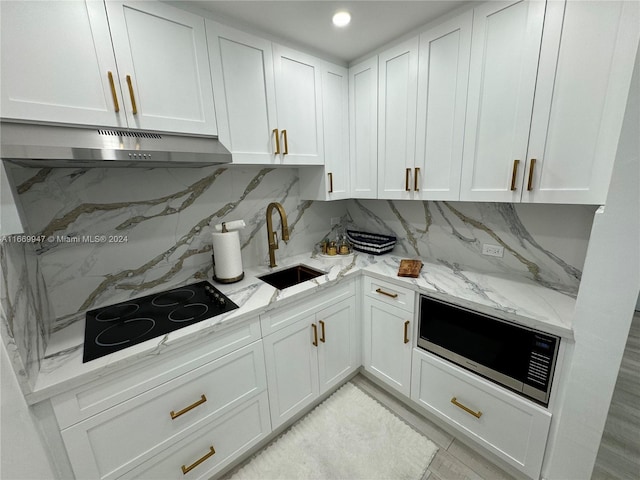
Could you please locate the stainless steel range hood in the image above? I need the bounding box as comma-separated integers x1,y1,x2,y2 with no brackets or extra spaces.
0,122,232,167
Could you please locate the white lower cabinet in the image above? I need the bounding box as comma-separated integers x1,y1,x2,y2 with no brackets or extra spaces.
411,348,551,479
262,292,358,429
362,277,414,396
51,320,270,480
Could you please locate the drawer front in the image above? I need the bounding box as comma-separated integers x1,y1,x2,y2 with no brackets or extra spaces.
61,341,267,480
363,275,414,312
52,318,261,428
119,392,271,480
260,279,356,335
411,349,551,479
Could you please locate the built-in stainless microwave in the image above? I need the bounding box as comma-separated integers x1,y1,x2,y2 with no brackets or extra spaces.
418,295,560,405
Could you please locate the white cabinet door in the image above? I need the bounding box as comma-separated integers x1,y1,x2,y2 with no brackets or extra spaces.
207,21,279,164
299,62,350,200
349,57,379,199
460,0,545,202
523,0,640,204
377,37,419,200
362,296,413,397
105,1,217,135
0,0,125,127
273,45,324,165
317,297,357,393
262,316,320,428
414,12,472,201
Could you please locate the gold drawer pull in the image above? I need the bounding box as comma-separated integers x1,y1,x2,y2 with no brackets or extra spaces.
107,71,120,113
170,394,207,420
375,288,398,299
510,159,520,191
451,397,482,419
126,75,137,115
312,323,318,347
414,167,420,192
405,168,411,191
181,446,215,475
527,158,536,191
319,320,326,343
273,128,280,154
403,320,410,344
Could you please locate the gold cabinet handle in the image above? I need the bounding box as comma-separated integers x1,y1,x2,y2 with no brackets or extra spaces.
404,320,410,344
375,288,398,299
527,158,536,191
273,128,280,154
414,167,420,192
170,394,207,420
328,172,334,193
451,397,482,419
126,75,137,115
319,320,326,343
107,71,120,113
405,168,411,191
282,129,288,155
181,446,215,475
312,323,318,347
510,160,520,191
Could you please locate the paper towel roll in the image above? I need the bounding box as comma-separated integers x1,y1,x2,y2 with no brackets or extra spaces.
214,220,246,232
211,230,244,283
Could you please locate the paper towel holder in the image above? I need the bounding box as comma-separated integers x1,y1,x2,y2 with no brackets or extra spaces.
212,254,244,283
211,220,246,284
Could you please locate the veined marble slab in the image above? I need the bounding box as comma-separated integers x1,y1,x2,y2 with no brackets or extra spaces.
28,251,575,405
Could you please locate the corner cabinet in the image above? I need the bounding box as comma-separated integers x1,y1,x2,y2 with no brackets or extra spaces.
362,277,414,396
411,349,552,479
349,57,379,199
207,21,324,166
261,282,358,428
299,62,350,200
1,0,217,135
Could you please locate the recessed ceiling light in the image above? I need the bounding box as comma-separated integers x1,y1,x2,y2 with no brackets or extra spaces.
332,11,351,27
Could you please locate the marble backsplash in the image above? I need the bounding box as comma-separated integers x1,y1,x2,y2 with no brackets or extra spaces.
346,199,596,294
7,165,348,327
0,240,52,392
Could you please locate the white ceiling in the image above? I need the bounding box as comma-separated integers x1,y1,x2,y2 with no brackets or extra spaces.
185,1,472,64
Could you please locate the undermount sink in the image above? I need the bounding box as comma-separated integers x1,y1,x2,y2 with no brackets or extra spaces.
258,264,325,290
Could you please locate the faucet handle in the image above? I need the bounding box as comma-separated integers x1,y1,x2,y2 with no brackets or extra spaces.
272,231,279,249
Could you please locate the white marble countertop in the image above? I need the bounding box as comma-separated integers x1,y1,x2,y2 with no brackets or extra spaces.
28,251,576,404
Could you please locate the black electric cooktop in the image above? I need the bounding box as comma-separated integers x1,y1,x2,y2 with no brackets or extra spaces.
83,281,238,363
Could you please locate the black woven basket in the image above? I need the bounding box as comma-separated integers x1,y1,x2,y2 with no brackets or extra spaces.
346,230,397,255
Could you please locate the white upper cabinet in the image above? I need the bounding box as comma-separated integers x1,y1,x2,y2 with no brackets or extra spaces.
523,0,640,204
460,0,546,202
272,46,324,165
349,57,379,199
299,62,350,200
377,38,419,200
1,0,217,135
414,12,472,201
105,1,217,135
207,21,278,164
0,0,125,127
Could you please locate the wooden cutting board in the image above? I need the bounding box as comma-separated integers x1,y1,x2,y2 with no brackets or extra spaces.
397,259,423,278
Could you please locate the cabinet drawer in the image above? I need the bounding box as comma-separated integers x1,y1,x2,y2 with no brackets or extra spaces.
260,279,355,335
119,392,271,480
363,275,414,312
61,341,267,480
52,318,261,428
411,349,551,479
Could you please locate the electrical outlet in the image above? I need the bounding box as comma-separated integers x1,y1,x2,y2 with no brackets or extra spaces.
330,217,341,226
482,244,504,257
